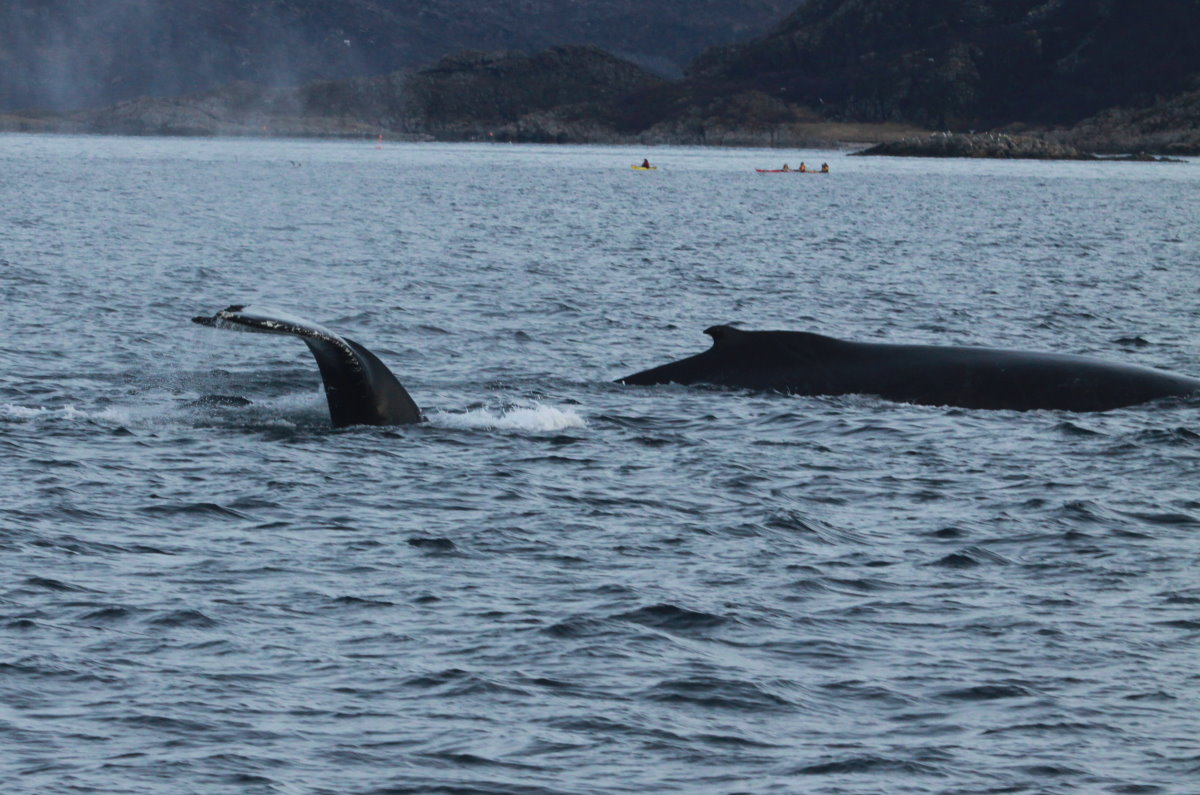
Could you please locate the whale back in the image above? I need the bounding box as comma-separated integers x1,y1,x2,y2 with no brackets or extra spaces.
193,305,421,426
619,325,852,391
619,325,1200,411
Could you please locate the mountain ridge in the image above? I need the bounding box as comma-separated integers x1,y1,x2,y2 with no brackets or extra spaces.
0,0,794,111
4,0,1197,155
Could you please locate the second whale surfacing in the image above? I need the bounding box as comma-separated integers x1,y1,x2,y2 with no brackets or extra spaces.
193,305,421,427
619,325,1200,412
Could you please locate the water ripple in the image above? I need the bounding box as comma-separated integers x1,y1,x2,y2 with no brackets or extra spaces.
3,137,1199,794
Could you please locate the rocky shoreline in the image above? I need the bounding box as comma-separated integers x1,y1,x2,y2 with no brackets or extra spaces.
0,109,927,150
3,101,1194,159
852,132,1186,161
1045,90,1200,157
853,133,1092,160
4,99,1193,160
0,47,928,149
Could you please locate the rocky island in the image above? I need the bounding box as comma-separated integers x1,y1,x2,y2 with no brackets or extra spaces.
852,133,1092,160
853,132,1185,161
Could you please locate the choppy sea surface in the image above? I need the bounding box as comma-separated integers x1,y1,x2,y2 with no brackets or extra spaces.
2,134,1199,794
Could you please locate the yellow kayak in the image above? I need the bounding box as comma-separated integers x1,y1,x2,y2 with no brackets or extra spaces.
631,165,657,170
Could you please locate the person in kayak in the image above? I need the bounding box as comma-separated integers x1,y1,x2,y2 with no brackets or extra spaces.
641,158,651,168
821,163,830,173
781,164,791,171
799,162,808,172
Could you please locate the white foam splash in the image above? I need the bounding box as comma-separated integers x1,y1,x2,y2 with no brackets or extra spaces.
0,403,48,420
428,403,586,432
2,399,586,434
1,403,140,425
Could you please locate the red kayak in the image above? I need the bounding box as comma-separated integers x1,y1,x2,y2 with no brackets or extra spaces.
755,168,827,173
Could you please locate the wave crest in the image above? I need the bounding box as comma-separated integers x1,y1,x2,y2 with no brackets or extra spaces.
428,403,586,432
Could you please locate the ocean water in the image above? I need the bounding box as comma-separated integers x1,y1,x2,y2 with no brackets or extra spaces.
2,134,1199,794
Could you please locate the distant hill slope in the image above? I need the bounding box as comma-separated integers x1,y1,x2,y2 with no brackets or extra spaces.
0,0,794,111
8,0,1198,154
67,46,668,142
688,0,1200,128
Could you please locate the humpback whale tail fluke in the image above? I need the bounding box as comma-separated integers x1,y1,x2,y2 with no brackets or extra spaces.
192,305,422,427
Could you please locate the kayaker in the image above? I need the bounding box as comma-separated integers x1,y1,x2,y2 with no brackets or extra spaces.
799,162,808,172
820,163,829,173
781,164,791,171
641,158,651,169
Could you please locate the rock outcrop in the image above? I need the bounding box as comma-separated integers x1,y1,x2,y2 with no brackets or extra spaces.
852,131,1185,160
1051,90,1200,157
852,132,1092,160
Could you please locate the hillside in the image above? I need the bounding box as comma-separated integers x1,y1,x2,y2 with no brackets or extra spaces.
6,0,1198,155
0,0,793,112
61,46,667,142
688,0,1200,129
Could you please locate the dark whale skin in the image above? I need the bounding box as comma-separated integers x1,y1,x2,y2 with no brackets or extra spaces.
620,326,1200,412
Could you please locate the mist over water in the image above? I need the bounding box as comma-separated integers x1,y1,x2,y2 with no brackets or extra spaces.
0,0,368,111
2,135,1199,794
0,1,791,112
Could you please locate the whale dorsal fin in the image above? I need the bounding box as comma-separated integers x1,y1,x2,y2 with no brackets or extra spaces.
704,325,745,346
704,325,842,355
192,305,421,427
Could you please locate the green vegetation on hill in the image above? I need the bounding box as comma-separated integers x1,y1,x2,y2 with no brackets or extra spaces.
302,46,667,140
690,0,1200,128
